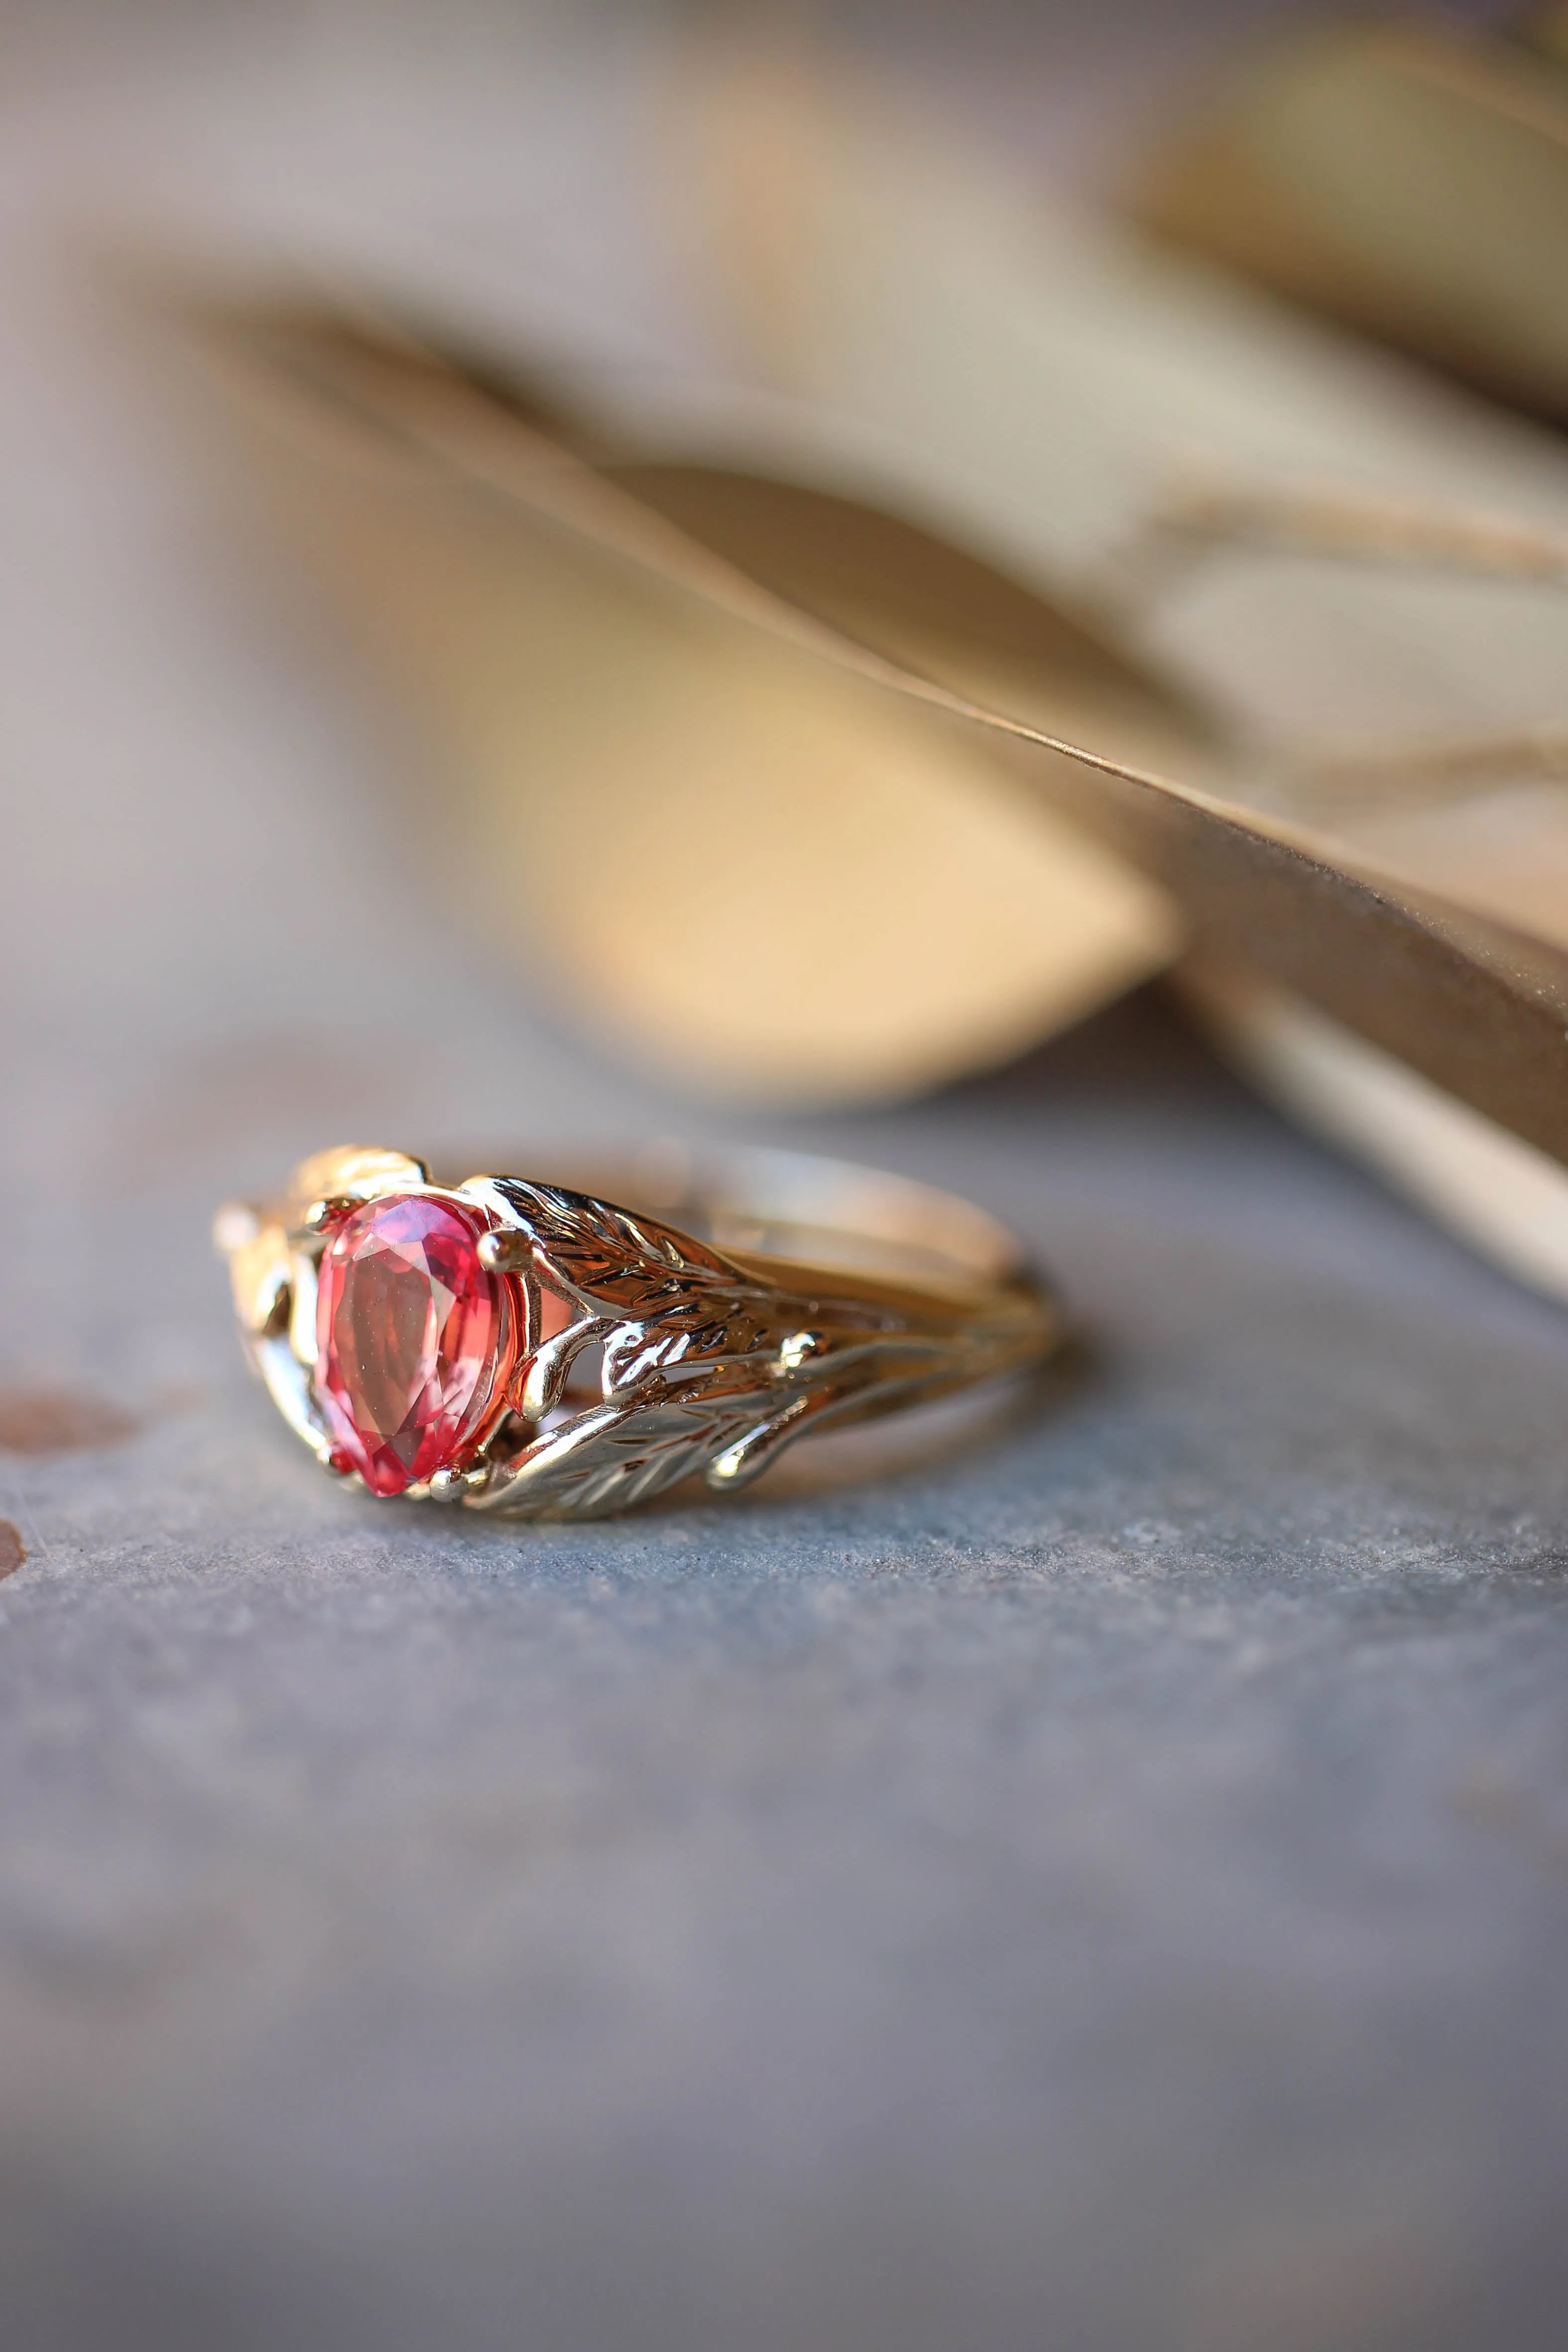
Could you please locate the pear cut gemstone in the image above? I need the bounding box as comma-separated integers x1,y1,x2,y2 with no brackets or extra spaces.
314,1195,517,1496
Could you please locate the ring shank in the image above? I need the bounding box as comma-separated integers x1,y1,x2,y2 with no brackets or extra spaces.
427,1143,1037,1298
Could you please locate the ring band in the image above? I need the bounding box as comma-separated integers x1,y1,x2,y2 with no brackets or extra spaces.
215,1145,1062,1521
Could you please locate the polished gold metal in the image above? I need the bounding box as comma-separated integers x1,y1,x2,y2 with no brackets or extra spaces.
216,1145,1061,1521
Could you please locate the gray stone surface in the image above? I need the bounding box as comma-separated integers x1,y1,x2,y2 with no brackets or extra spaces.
4,13,1568,2350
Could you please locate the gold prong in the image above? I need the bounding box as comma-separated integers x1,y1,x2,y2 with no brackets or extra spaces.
302,1195,353,1233
477,1229,531,1273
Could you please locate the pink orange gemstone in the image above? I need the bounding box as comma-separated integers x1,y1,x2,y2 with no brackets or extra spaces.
314,1195,518,1497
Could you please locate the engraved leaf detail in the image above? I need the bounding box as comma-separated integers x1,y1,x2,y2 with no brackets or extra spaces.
476,1392,783,1521
468,1179,981,1522
492,1180,792,1391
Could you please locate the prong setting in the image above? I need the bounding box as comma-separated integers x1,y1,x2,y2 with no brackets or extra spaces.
477,1228,532,1274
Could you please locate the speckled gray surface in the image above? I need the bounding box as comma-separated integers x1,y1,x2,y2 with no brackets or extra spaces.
4,12,1568,2350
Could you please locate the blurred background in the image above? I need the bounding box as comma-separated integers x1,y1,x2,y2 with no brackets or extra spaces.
6,5,1568,2351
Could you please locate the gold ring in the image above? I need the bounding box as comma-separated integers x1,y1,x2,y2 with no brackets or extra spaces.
214,1144,1062,1521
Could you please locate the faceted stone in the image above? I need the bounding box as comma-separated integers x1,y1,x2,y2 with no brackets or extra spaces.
314,1195,518,1496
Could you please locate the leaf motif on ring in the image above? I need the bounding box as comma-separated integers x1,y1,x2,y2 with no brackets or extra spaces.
466,1180,943,1520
